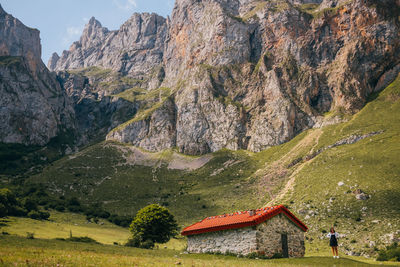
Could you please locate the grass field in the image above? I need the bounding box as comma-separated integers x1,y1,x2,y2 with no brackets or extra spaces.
0,212,130,245
1,234,399,267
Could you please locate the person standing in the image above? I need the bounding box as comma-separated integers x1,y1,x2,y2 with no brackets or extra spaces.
327,227,339,258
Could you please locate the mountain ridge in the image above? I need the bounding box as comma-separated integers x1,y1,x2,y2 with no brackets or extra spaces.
47,0,400,155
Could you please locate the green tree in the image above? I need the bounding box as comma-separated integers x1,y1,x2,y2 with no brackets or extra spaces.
128,204,178,248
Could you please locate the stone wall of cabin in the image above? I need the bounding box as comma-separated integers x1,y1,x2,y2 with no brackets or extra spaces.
256,214,305,258
186,213,306,257
186,227,257,255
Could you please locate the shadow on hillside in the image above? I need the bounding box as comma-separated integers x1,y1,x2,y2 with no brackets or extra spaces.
0,219,10,227
368,189,400,215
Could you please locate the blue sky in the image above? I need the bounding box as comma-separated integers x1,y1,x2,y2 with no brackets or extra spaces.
1,0,174,64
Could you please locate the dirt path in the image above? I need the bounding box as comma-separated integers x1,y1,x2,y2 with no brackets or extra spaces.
260,129,323,206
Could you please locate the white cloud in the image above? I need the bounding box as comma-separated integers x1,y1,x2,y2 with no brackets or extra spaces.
113,0,137,11
62,25,84,47
166,0,174,9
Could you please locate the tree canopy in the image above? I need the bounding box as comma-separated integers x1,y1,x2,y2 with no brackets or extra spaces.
128,204,178,248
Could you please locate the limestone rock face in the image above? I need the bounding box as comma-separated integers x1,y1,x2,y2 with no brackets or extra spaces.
107,99,176,152
48,13,167,88
0,5,75,146
56,70,138,145
52,0,400,154
0,5,41,64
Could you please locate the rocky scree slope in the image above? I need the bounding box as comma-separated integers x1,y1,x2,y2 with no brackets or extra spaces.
0,5,75,146
50,0,400,155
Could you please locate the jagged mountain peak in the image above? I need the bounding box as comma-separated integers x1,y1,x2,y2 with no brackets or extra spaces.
88,16,100,26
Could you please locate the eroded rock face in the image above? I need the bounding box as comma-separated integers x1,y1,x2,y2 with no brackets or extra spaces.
53,0,400,154
107,99,176,152
0,5,75,146
48,13,167,89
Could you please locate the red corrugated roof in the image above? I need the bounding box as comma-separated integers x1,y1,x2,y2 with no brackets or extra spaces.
181,205,308,236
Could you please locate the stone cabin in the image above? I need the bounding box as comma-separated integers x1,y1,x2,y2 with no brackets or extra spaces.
181,205,307,257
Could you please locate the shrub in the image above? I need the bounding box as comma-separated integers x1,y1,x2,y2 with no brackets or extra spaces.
23,198,38,212
28,210,50,220
39,211,50,220
125,235,140,247
66,236,99,244
377,243,400,262
109,214,132,227
26,232,35,239
8,205,27,216
55,205,65,212
28,210,41,219
67,205,83,213
129,204,178,249
140,239,155,249
67,197,81,206
0,203,6,217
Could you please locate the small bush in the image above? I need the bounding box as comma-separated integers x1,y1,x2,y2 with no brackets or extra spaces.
377,243,400,262
66,236,98,243
28,210,41,220
28,210,50,220
23,198,38,212
270,253,284,259
0,203,6,217
39,211,50,220
26,232,35,239
140,239,155,249
54,205,65,212
125,236,140,247
67,205,83,213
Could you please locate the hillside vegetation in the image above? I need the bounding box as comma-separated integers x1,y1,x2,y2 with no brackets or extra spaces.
19,74,400,258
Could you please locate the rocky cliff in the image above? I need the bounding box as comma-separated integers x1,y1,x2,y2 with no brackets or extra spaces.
49,13,167,90
51,0,400,154
0,5,75,146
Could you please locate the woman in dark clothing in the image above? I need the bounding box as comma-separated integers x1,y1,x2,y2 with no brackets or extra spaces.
326,227,339,258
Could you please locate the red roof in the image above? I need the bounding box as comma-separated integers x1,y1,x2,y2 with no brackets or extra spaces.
181,205,308,236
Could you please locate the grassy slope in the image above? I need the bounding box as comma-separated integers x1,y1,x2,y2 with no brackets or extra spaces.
0,211,129,245
1,235,397,267
286,75,400,256
21,75,400,258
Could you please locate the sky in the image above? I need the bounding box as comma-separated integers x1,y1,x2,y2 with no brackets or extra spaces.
1,0,174,64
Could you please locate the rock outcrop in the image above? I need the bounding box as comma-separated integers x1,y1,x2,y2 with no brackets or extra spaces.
51,0,400,154
0,5,75,146
48,13,167,89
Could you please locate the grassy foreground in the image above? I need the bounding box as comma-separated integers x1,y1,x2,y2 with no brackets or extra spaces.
1,235,398,267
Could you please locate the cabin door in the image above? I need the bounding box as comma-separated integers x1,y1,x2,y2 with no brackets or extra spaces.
281,234,289,258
